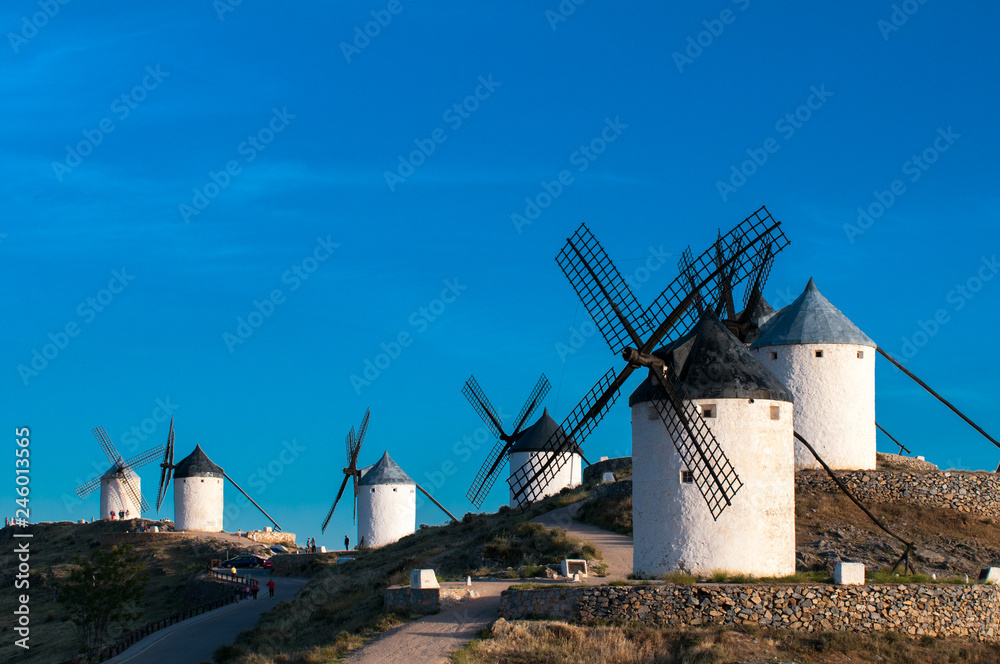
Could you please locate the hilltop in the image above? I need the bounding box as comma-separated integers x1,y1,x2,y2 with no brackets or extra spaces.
0,519,271,664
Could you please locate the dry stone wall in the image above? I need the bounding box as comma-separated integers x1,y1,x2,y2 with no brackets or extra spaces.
796,469,1000,518
502,583,1000,640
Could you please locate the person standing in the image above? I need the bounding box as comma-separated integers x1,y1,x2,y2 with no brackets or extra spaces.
344,535,350,551
267,578,275,599
251,581,259,599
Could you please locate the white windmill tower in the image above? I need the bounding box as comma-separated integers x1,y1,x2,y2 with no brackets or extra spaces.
75,426,163,520
628,315,796,577
460,375,583,509
321,409,456,548
750,277,877,471
156,419,283,532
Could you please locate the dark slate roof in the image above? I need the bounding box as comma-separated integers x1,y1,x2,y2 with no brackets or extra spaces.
751,278,875,349
629,314,794,405
173,444,225,479
509,408,582,454
358,451,414,486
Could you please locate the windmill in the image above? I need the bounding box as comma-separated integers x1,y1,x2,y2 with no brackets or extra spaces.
508,206,789,515
323,409,459,547
462,374,557,508
75,426,163,519
321,408,370,533
155,418,282,532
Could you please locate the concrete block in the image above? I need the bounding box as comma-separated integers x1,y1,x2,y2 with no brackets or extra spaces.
600,456,609,462
411,569,440,589
601,472,616,484
834,562,865,585
978,567,1000,584
319,546,327,553
562,559,588,577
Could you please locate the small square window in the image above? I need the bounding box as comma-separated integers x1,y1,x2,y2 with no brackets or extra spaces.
680,470,694,484
700,404,716,418
857,350,865,359
770,405,781,420
647,405,659,421
770,351,778,360
815,350,824,358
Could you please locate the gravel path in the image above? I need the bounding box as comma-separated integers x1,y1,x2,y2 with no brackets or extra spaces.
344,502,634,664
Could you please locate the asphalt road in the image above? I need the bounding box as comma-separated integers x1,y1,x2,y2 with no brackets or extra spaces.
105,570,307,664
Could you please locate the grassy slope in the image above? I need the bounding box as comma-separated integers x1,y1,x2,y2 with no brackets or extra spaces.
456,620,1000,664
0,521,268,664
216,487,600,664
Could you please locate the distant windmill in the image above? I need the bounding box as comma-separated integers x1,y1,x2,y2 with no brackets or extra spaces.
155,418,282,532
322,409,458,547
75,426,163,519
462,374,555,508
321,408,371,533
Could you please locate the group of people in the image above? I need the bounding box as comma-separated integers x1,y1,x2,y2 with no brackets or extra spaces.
235,578,276,600
108,510,130,520
305,537,318,552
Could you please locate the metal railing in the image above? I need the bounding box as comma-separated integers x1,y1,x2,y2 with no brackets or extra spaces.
58,570,255,663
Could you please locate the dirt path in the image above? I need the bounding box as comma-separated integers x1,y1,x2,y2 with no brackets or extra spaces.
105,571,308,664
345,503,634,664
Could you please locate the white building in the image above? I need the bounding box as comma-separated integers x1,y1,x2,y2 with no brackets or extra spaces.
751,277,877,471
173,444,225,532
630,315,796,578
508,408,583,507
357,451,417,548
100,466,141,519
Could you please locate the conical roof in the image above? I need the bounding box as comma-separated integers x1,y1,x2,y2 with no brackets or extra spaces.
509,408,581,454
629,314,793,405
358,451,414,486
751,278,874,349
173,444,224,479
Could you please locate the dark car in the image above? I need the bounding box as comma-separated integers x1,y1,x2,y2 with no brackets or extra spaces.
221,554,266,569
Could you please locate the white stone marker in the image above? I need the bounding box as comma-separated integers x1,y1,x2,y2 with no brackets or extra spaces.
601,472,616,484
979,568,1000,584
562,559,588,577
833,562,865,585
411,569,440,589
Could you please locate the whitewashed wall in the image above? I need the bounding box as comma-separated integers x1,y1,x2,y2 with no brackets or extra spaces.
100,470,141,519
753,343,875,470
632,398,795,578
174,476,224,532
357,482,416,548
508,451,582,507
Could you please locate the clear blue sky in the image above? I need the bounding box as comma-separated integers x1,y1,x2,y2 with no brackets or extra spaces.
3,1,998,547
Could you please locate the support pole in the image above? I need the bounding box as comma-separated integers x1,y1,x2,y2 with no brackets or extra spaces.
877,346,1000,449
875,422,911,455
415,482,458,522
224,472,282,531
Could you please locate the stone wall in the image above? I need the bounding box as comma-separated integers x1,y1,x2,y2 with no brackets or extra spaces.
502,583,1000,640
583,457,632,484
590,479,632,501
384,586,477,615
796,469,1000,518
876,452,939,472
247,529,297,547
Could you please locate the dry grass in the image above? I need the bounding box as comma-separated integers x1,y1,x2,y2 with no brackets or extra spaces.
577,494,632,535
216,487,598,664
456,620,1000,664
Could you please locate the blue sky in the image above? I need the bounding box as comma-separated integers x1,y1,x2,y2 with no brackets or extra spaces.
3,1,998,547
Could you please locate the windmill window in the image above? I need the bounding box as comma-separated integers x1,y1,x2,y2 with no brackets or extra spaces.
815,350,824,358
200,479,204,483
371,488,376,493
680,470,694,484
647,405,658,420
700,404,716,418
392,488,397,492
770,351,778,360
857,350,865,359
770,406,781,420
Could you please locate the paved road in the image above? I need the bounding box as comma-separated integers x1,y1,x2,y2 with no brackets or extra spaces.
345,503,634,664
106,570,308,664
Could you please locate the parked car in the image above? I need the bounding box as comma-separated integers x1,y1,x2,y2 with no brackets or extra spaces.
262,558,273,569
221,554,267,569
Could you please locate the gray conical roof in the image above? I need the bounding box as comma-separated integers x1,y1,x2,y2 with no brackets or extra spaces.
509,408,581,454
630,314,793,405
751,278,874,349
173,444,224,479
358,451,414,486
